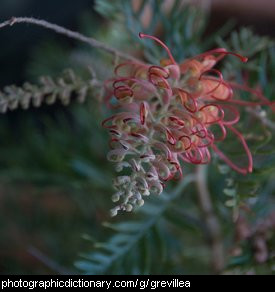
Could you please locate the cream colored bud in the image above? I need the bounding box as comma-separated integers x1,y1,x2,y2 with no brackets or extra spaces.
137,199,145,207
110,208,118,217
112,194,120,202
125,204,133,212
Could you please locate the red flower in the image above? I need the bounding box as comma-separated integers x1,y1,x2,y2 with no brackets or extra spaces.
103,33,274,216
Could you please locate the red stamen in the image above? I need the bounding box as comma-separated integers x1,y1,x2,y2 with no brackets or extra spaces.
203,76,233,101
177,89,198,113
139,32,176,64
178,135,192,150
211,125,253,174
216,51,248,63
228,81,275,107
123,117,133,123
185,146,203,164
140,102,146,125
109,129,120,136
197,133,214,148
199,69,224,95
209,122,227,142
220,104,240,125
199,104,225,125
149,66,170,79
228,125,253,173
166,129,176,145
169,116,185,127
148,72,171,89
200,148,211,164
192,48,248,63
102,116,116,129
114,86,133,100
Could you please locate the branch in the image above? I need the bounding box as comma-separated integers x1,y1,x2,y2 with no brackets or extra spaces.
0,17,142,63
28,245,74,275
246,107,275,131
196,164,225,274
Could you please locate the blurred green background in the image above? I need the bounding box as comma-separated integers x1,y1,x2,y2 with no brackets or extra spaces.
0,0,274,275
0,0,111,274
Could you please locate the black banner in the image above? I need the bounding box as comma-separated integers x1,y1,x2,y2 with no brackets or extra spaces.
0,275,271,290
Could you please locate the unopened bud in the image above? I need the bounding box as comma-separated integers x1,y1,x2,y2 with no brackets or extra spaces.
125,204,133,212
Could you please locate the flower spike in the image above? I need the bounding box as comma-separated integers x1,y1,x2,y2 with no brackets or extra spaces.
102,33,271,215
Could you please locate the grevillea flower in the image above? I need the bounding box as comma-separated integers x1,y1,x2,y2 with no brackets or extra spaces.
103,33,274,216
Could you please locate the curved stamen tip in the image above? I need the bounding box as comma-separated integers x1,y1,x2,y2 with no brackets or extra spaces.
139,32,145,39
241,56,248,63
138,32,176,64
223,50,248,63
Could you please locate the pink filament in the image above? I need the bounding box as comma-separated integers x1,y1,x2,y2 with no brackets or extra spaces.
212,125,253,174
199,69,224,95
192,48,248,63
139,33,176,64
219,104,240,125
140,102,146,125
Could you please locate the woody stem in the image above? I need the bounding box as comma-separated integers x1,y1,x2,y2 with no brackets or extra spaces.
0,17,142,64
196,164,225,274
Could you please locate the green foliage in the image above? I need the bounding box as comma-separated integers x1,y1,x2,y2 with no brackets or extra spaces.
216,27,273,79
0,69,97,113
95,0,233,62
75,175,208,275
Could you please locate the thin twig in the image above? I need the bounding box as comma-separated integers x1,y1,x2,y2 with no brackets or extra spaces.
196,164,225,274
246,107,275,131
0,17,142,63
28,245,75,275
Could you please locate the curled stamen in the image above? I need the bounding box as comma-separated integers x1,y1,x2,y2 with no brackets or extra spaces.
220,104,240,125
169,116,185,127
148,71,171,90
184,146,204,164
199,69,224,95
102,116,116,129
139,32,176,64
201,76,233,101
177,88,198,113
200,147,211,164
109,129,121,137
212,125,253,175
166,128,176,145
178,135,192,150
149,66,170,79
211,81,233,101
129,132,149,143
198,104,225,125
211,121,227,142
114,86,133,100
153,142,172,160
228,125,253,173
197,132,214,148
189,115,208,138
140,102,146,125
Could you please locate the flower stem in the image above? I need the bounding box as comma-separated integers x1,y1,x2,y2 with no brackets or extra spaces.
196,164,225,274
0,17,142,64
